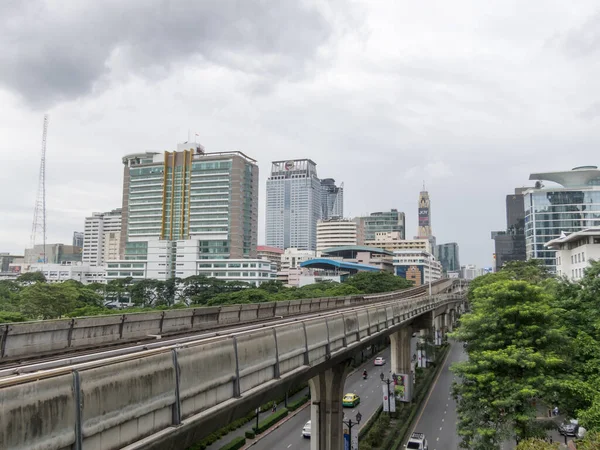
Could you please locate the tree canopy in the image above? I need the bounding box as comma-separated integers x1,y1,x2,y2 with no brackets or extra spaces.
452,259,600,448
0,270,413,323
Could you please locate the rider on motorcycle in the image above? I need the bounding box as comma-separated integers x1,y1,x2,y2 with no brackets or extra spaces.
363,369,367,378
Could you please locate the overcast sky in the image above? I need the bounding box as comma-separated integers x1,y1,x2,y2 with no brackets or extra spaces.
1,0,599,268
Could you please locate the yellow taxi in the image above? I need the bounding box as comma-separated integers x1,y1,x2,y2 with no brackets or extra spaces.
342,393,360,408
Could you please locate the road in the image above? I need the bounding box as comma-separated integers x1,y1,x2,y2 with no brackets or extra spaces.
253,338,418,450
408,342,466,450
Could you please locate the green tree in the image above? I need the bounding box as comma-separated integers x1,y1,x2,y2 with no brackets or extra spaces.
16,271,47,284
18,283,79,320
0,311,26,324
345,271,413,294
516,438,558,450
451,280,567,448
130,279,161,307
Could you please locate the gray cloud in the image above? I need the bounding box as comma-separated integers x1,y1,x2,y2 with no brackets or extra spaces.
579,102,600,120
0,0,332,107
561,10,600,57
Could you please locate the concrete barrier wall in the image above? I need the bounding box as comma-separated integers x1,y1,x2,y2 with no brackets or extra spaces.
0,373,75,450
80,352,176,449
0,291,466,450
0,280,461,362
178,338,237,420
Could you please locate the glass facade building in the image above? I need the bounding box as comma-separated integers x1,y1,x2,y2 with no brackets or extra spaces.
265,159,322,251
320,178,344,220
525,166,600,271
363,209,406,241
436,242,460,273
118,145,258,279
492,188,527,271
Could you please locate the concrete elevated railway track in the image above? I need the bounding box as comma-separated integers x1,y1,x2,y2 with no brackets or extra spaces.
0,279,467,450
0,280,451,370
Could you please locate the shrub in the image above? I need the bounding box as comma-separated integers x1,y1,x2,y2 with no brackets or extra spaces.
253,408,288,434
287,395,309,411
218,436,245,450
244,430,255,439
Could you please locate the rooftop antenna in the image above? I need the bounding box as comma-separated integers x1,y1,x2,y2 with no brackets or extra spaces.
31,114,49,264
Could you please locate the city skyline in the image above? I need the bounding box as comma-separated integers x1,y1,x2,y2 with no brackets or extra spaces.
2,1,600,269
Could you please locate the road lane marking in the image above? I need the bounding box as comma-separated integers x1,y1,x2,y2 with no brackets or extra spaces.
406,344,453,442
287,445,292,448
442,418,444,422
437,437,440,441
440,427,443,431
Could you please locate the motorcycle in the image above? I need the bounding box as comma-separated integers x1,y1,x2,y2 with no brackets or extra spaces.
362,371,368,380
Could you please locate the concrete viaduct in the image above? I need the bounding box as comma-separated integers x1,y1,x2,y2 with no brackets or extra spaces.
0,279,467,450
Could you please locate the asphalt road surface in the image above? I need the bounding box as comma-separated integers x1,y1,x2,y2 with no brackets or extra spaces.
407,342,466,450
253,338,418,450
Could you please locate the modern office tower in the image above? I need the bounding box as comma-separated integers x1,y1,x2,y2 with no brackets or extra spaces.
417,189,432,238
316,218,358,251
491,188,528,271
436,242,460,273
72,231,84,249
524,166,600,271
320,178,344,220
82,209,122,266
362,209,406,241
265,159,321,251
115,144,258,280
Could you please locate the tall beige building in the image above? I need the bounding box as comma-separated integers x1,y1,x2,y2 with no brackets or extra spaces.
83,209,122,266
316,219,358,251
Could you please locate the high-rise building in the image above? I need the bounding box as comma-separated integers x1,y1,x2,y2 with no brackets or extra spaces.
491,188,528,271
417,189,432,238
265,159,321,251
436,242,460,273
114,144,258,280
72,231,84,249
83,209,122,266
316,219,358,251
524,166,600,271
362,209,405,241
320,178,343,220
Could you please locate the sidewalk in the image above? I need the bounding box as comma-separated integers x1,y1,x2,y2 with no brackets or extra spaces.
205,387,309,450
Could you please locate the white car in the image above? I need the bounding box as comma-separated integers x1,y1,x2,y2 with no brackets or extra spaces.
302,420,311,438
406,432,428,450
374,356,386,366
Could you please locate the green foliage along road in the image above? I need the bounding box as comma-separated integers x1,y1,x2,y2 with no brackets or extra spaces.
451,260,600,449
0,270,413,323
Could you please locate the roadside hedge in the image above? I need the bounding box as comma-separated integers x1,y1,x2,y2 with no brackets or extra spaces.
218,436,245,450
287,395,309,411
253,408,289,434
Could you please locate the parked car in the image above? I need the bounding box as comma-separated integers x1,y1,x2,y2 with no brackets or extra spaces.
342,393,360,408
559,419,579,436
374,356,386,366
302,420,311,438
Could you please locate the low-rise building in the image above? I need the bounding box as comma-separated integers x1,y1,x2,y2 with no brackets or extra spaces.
105,259,276,286
393,250,442,286
28,262,106,284
460,264,478,280
545,227,600,281
280,248,317,271
320,245,393,272
257,245,284,271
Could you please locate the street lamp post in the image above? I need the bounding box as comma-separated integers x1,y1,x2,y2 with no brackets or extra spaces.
380,373,394,415
343,411,362,450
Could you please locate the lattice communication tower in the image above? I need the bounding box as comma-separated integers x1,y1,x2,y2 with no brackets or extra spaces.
30,115,49,263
